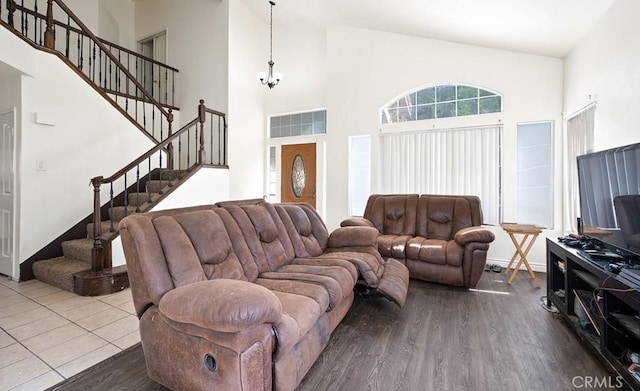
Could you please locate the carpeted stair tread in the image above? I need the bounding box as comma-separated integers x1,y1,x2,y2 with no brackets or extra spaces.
32,257,90,293
86,221,117,238
145,180,172,193
160,169,187,181
126,192,154,207
62,238,94,263
111,202,154,222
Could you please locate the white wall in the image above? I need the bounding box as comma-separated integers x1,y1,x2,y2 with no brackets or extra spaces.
134,0,229,121
227,0,268,200
99,0,136,49
564,0,640,151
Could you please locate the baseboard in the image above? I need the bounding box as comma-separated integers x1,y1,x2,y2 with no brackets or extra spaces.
486,258,546,273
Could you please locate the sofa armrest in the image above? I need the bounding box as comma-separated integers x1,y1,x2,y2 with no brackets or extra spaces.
454,226,496,246
340,217,375,228
328,226,379,248
158,279,282,333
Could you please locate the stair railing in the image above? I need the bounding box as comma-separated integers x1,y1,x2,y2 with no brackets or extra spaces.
90,100,227,272
0,0,177,143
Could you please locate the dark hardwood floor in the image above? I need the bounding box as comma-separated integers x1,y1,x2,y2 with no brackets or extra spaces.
48,271,612,391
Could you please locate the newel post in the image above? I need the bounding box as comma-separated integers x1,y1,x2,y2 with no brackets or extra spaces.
44,0,55,49
198,99,206,165
91,176,104,273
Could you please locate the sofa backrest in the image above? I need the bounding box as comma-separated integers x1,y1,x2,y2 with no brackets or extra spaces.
275,203,329,258
119,207,258,318
220,201,296,273
364,194,419,236
415,195,481,240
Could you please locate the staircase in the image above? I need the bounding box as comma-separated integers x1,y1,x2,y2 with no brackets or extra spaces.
1,0,228,295
33,168,187,293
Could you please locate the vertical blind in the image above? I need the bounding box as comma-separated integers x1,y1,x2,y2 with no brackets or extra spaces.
380,126,501,225
565,105,595,232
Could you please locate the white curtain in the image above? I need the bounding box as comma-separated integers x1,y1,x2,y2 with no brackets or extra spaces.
564,105,595,233
380,126,501,225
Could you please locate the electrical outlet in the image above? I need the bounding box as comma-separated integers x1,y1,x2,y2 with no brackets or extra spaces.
36,160,46,171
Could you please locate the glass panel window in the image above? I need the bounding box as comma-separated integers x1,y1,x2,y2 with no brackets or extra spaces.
457,99,478,116
417,88,435,104
349,136,371,216
436,85,456,102
457,86,478,100
436,102,456,118
417,105,435,120
270,110,326,138
517,122,553,228
381,84,501,124
479,96,502,114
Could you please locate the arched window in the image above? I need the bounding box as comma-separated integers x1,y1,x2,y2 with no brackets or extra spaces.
380,84,502,124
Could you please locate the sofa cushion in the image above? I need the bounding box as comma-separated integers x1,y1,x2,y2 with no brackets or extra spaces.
416,196,474,240
364,194,418,236
259,263,355,310
171,211,250,281
405,237,464,267
268,291,325,357
377,234,413,259
275,204,328,258
224,203,295,273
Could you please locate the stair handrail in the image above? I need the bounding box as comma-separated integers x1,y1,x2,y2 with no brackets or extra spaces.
90,100,227,272
44,0,170,116
1,0,176,139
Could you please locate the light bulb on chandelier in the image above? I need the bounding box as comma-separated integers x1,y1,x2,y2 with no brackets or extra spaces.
258,1,282,89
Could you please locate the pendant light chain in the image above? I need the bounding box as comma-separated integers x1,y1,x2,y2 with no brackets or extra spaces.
258,1,282,89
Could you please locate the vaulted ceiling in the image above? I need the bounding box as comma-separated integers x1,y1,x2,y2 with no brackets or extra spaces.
241,0,618,58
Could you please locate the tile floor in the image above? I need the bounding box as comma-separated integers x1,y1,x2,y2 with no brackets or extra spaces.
0,277,140,391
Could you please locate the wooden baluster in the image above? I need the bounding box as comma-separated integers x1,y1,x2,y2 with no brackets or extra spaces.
64,16,70,57
7,0,17,28
108,182,114,232
164,68,168,106
21,0,26,36
78,34,83,70
167,109,173,181
135,165,141,212
44,0,54,49
210,115,214,165
147,157,152,203
123,173,128,217
33,0,37,43
91,177,104,273
198,100,205,165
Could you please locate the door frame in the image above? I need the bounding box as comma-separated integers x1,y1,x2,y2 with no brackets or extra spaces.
266,140,326,220
1,107,17,280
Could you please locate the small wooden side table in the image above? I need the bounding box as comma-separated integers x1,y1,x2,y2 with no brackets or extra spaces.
501,223,542,288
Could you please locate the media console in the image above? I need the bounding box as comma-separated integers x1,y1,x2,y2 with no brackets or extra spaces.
547,238,640,389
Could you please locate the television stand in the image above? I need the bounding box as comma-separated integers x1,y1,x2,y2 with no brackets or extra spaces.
547,238,640,390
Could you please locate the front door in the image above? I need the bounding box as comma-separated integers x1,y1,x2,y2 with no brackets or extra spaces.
281,143,316,208
0,110,15,277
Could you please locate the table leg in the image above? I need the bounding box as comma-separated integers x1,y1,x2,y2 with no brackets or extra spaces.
506,233,541,288
504,233,529,274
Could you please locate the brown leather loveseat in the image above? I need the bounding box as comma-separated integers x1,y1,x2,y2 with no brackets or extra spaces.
119,199,409,391
342,194,495,287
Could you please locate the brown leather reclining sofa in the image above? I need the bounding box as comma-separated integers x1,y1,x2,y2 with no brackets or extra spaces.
342,194,495,287
119,199,409,391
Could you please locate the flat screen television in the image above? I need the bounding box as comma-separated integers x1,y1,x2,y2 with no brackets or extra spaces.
577,141,640,260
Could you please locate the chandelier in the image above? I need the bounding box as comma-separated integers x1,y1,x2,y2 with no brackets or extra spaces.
257,1,282,89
